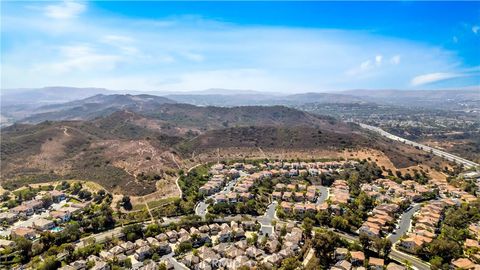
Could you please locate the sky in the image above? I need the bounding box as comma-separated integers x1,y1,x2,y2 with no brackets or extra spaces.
1,1,479,92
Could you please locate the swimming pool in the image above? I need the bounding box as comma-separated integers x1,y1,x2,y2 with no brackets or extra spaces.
50,226,63,233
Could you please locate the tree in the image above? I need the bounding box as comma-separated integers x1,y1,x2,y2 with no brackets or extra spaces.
122,224,143,241
302,217,315,238
14,237,32,263
359,233,371,251
427,238,462,263
121,195,132,210
331,216,349,231
373,237,392,258
312,229,341,267
37,255,60,270
315,210,330,226
145,223,161,237
280,257,302,270
429,256,444,270
41,195,53,208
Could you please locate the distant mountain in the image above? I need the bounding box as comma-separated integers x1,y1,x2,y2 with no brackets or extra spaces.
19,94,176,124
340,89,480,109
166,92,364,107
1,86,113,105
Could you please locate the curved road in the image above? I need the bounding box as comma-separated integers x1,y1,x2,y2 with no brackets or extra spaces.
388,204,421,243
359,123,479,168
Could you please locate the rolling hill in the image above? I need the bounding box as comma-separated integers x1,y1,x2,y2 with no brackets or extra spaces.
0,96,446,196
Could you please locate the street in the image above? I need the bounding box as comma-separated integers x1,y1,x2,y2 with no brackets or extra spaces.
359,123,479,168
257,201,278,236
316,185,329,205
194,177,238,218
388,204,420,243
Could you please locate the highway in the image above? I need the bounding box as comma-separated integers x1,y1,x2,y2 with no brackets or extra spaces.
359,123,479,169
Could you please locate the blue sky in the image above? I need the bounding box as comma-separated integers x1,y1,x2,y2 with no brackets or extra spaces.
2,1,479,92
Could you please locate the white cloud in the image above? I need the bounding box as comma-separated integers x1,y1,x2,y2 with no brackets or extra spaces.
473,25,480,35
44,0,86,19
2,3,476,91
181,52,205,62
410,72,464,86
360,60,372,70
44,0,87,19
390,55,401,65
42,44,122,73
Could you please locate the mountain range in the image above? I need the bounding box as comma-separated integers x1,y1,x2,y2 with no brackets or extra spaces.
2,87,478,125
0,95,441,195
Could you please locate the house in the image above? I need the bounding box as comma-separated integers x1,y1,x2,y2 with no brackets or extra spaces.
334,248,349,261
293,204,305,214
49,190,66,203
134,246,151,261
399,234,431,253
50,210,71,223
282,192,293,201
219,228,232,242
70,260,87,270
157,241,172,255
115,242,132,255
0,239,15,249
0,212,18,224
11,204,34,217
281,201,293,213
359,225,380,238
199,225,210,233
275,183,286,191
452,258,477,269
24,200,44,212
109,245,124,256
369,257,384,270
99,251,113,261
305,203,316,213
156,233,168,242
386,262,406,270
181,253,200,268
306,191,316,202
246,246,264,259
33,218,55,231
263,254,283,268
350,251,365,266
234,228,246,240
294,192,304,202
272,191,282,200
91,261,110,270
208,224,220,234
335,260,352,270
266,239,280,253
166,230,178,242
